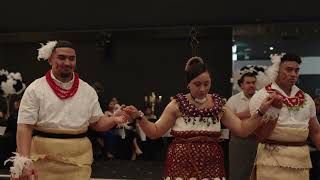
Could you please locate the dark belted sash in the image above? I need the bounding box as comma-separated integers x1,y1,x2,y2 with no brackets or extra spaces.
33,130,87,139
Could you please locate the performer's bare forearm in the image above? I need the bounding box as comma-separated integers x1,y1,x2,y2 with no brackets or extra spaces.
309,117,320,149
90,115,116,132
238,113,263,137
138,118,161,139
16,124,33,157
222,107,264,138
312,133,320,150
235,111,251,120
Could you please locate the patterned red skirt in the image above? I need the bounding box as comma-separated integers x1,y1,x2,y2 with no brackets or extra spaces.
164,131,225,180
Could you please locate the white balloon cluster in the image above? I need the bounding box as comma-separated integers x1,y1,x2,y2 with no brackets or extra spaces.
0,69,26,97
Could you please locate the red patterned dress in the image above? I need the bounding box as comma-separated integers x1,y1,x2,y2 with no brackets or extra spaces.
164,93,226,180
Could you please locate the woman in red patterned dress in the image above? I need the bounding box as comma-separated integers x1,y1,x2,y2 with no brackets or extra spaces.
124,57,279,180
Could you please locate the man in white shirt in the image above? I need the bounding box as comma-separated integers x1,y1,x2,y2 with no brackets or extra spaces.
249,53,320,180
9,40,128,180
227,72,257,180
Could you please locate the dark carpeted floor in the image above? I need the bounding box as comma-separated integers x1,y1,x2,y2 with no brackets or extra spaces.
0,159,164,180
92,159,164,179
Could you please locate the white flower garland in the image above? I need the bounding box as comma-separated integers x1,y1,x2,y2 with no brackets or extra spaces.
4,152,33,178
37,41,58,61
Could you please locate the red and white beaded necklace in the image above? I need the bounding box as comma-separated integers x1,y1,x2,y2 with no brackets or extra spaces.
45,71,79,99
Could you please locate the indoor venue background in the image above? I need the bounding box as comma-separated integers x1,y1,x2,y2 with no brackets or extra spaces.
0,1,320,179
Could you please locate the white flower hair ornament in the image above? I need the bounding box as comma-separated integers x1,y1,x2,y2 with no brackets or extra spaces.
231,65,270,91
265,53,286,82
37,41,58,61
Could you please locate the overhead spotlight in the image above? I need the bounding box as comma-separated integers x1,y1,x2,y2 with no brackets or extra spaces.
269,46,274,51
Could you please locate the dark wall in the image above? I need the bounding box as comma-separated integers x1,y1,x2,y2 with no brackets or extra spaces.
0,27,232,110
298,75,320,98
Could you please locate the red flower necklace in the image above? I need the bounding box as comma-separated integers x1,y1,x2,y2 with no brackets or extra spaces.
45,71,79,99
265,84,305,111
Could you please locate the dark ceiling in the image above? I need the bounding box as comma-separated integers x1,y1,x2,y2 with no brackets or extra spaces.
1,1,320,59
1,1,320,33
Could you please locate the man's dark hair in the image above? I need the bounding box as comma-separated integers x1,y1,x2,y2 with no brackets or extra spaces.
237,72,256,87
281,53,302,64
54,40,74,50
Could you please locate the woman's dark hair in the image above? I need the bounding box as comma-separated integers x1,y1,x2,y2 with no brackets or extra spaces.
281,53,301,64
185,57,208,84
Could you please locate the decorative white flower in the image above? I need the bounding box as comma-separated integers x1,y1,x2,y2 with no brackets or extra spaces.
231,52,288,92
4,152,33,178
1,78,16,97
37,41,58,61
8,72,22,80
0,69,9,76
266,53,286,82
0,69,26,97
231,65,270,91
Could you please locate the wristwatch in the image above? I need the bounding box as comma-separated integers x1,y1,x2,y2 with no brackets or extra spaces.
134,110,144,121
256,109,264,117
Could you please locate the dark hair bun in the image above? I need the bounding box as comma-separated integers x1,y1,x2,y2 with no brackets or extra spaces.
185,56,204,72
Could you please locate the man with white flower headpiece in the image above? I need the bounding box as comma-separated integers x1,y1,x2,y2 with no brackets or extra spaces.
227,70,258,180
6,40,129,180
249,53,320,180
228,65,277,180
